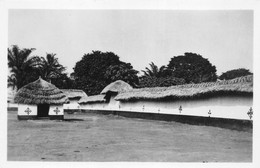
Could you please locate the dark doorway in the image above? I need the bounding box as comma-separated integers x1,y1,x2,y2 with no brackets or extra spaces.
37,104,50,117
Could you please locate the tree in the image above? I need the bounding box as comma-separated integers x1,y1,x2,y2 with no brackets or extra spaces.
139,62,183,88
35,53,66,82
73,50,139,95
34,53,72,88
8,74,17,90
139,76,185,88
8,45,39,89
105,63,139,87
73,77,108,96
219,68,252,80
141,62,168,78
166,52,217,83
74,51,121,80
49,73,74,89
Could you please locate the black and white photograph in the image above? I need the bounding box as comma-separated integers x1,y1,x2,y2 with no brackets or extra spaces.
1,0,260,167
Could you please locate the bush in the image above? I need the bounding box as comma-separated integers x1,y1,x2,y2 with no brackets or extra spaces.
219,68,252,80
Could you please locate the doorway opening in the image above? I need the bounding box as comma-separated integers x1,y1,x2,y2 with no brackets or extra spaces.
37,104,50,117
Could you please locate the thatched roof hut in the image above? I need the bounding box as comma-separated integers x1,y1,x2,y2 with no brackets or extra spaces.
115,75,253,101
101,80,133,94
79,94,106,104
14,77,69,105
61,89,87,100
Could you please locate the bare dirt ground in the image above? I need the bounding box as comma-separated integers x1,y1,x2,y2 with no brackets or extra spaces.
8,110,252,162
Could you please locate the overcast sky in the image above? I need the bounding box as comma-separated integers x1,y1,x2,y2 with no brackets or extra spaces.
8,10,253,76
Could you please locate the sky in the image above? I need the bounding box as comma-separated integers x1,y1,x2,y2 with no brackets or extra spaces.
8,10,253,76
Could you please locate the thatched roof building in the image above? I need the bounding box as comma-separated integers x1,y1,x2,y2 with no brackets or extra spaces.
14,77,68,105
79,95,106,104
101,80,133,94
115,75,253,101
61,89,87,100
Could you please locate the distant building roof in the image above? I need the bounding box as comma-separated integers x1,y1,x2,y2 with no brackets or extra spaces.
101,80,133,94
78,94,106,104
61,89,87,99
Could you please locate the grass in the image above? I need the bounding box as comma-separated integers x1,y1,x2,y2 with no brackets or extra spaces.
8,110,252,162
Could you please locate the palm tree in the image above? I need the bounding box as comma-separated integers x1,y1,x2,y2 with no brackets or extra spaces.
7,74,17,90
139,62,185,88
37,53,66,82
141,62,167,78
8,45,38,89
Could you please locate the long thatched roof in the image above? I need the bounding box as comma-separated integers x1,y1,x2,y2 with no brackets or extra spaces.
14,77,69,105
101,80,133,94
61,89,87,99
78,94,106,104
115,75,253,101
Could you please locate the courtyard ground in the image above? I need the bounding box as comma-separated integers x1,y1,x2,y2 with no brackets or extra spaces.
8,110,252,162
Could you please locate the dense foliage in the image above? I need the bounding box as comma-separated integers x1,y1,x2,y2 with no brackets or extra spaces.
8,45,39,89
141,62,168,78
139,62,184,88
139,76,185,88
50,73,74,89
166,52,217,83
9,45,251,95
35,53,66,82
73,51,139,95
105,63,139,87
8,45,70,90
219,68,253,80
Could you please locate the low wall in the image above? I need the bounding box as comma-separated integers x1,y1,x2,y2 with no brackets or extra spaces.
80,96,253,120
63,102,81,110
82,109,252,132
64,109,82,114
81,103,109,111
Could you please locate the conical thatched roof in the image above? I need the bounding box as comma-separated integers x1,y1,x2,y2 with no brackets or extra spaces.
14,77,69,105
115,75,253,101
101,80,133,94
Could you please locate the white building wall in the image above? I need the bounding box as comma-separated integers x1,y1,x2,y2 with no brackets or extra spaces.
81,96,253,120
49,105,64,115
81,103,109,111
108,95,120,110
63,100,80,109
18,104,37,116
118,96,253,120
